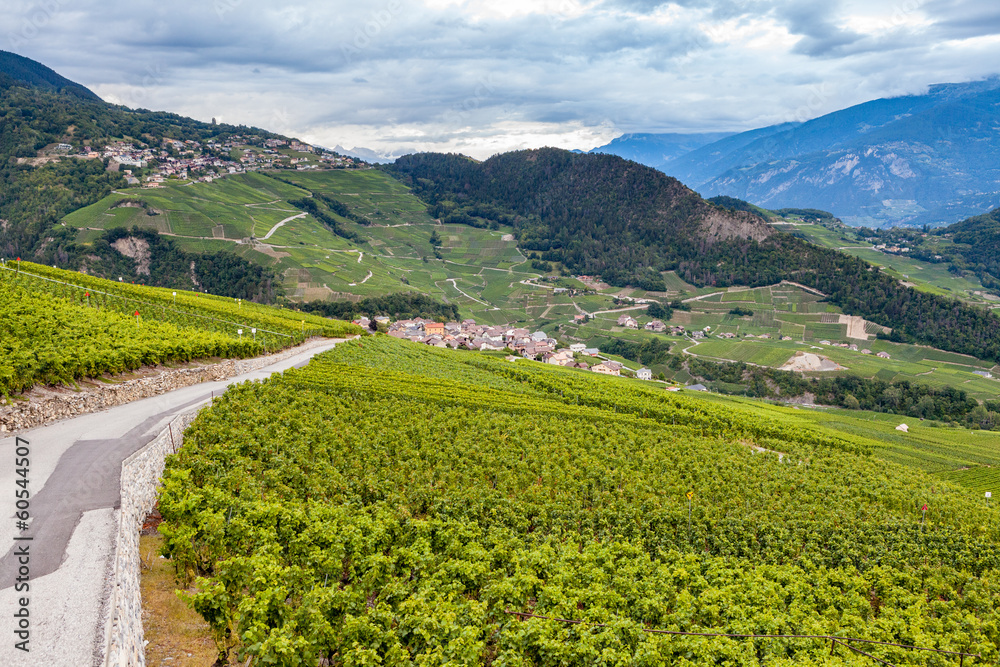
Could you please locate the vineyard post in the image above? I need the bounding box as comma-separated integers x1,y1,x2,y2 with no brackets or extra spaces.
173,291,176,305
16,257,20,276
986,492,991,508
135,310,140,326
686,490,693,544
921,503,927,530
252,328,256,343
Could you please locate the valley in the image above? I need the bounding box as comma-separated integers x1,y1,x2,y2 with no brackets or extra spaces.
4,49,1000,666
62,166,1000,411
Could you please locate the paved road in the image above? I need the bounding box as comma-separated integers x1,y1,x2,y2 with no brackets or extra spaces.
260,212,307,240
0,338,348,666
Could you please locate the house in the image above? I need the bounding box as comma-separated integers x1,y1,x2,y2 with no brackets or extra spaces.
686,384,708,392
861,349,873,355
569,343,587,353
546,350,575,366
877,351,891,359
895,423,909,433
583,348,600,356
617,314,639,329
973,370,994,379
574,314,587,323
592,361,622,376
644,320,666,332
819,340,832,346
424,322,445,336
848,344,859,351
636,368,652,381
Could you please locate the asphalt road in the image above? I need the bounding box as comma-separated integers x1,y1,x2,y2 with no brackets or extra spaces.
0,338,348,666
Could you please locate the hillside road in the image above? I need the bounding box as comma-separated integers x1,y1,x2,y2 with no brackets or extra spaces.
0,338,349,666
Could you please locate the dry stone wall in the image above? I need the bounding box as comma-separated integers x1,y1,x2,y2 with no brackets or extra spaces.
102,410,196,667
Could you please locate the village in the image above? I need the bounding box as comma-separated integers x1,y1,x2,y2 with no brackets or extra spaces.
374,316,656,380
55,134,366,188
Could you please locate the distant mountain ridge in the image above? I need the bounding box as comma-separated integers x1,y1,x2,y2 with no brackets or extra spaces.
588,131,733,165
0,49,100,100
595,78,1000,228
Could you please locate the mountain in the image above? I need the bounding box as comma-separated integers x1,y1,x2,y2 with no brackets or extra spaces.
333,144,406,164
0,49,100,100
620,79,1000,228
588,131,733,166
388,148,1000,363
390,149,772,290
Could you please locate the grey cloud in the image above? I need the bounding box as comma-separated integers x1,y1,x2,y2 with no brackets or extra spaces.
3,0,1000,158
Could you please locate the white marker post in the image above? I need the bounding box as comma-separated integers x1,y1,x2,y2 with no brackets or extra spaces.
252,327,256,342
987,491,992,507
172,291,176,305
238,328,243,340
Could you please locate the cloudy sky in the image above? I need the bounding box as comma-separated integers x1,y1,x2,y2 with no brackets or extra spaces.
5,0,1000,158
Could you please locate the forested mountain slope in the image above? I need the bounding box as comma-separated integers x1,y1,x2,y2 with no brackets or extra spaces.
390,149,773,290
0,49,100,100
938,208,1000,285
389,149,1000,363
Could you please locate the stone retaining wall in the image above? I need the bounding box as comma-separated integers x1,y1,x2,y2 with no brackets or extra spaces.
96,337,346,667
102,410,197,667
0,338,334,434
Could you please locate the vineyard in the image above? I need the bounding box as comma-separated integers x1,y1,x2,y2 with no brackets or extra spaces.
159,336,1000,666
0,261,362,395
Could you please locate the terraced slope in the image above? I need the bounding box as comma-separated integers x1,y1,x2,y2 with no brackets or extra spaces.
159,336,1000,666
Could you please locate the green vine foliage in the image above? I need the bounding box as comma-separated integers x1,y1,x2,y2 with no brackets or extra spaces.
159,336,1000,666
0,262,362,395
